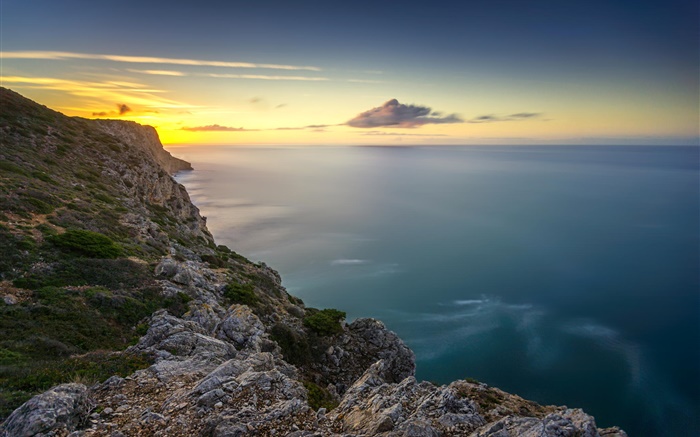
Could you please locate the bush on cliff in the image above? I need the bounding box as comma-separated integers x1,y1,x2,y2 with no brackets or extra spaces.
49,229,123,258
223,281,258,306
303,381,338,411
303,308,346,336
269,323,311,366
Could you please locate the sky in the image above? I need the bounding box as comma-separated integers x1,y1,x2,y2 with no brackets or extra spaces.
1,0,698,146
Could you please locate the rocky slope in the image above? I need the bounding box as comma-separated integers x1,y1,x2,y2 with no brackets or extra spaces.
0,88,627,436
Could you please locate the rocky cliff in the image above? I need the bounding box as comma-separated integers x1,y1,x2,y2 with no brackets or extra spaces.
0,88,627,436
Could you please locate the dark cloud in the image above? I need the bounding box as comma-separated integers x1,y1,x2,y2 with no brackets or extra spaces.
92,103,133,117
275,103,287,109
468,112,542,123
117,104,131,115
181,124,257,132
347,99,462,128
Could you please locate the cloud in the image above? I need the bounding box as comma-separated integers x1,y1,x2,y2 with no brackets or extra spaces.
181,124,257,132
275,103,288,109
126,69,186,76
123,69,328,81
204,73,328,81
468,112,542,123
181,123,335,133
3,76,196,111
347,79,385,84
1,51,321,71
274,124,333,131
347,99,463,128
360,131,447,137
91,103,132,117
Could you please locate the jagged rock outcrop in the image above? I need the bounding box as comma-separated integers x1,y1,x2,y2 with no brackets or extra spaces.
313,318,416,394
1,384,93,437
0,88,627,437
94,120,191,174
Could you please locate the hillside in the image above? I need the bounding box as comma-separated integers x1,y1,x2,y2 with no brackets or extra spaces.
0,88,626,436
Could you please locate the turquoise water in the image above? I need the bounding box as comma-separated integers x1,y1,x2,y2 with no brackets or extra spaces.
172,145,699,436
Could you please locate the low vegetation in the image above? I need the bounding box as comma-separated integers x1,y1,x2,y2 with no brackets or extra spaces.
49,229,123,258
223,281,258,306
270,323,311,367
0,350,153,419
303,308,346,336
0,88,250,420
303,381,338,411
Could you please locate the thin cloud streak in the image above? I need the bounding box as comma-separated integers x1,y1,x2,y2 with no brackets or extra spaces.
127,69,187,76
360,131,447,136
2,76,196,110
182,125,258,132
204,73,329,81
468,113,542,123
182,123,336,132
0,51,321,72
124,68,329,81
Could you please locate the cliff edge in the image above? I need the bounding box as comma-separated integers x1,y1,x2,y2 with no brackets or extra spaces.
0,88,626,436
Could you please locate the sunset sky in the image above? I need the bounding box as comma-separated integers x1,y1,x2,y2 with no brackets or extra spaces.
1,0,697,146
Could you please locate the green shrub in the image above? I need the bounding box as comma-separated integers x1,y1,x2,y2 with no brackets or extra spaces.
0,348,25,366
303,381,338,411
303,308,346,336
50,229,123,258
201,254,227,268
93,192,115,205
31,171,55,184
270,323,311,366
223,281,257,306
0,160,27,175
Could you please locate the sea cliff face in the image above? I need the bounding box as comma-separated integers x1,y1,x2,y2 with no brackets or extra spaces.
0,88,627,436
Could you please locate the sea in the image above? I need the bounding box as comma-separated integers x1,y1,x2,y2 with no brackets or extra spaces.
171,145,699,436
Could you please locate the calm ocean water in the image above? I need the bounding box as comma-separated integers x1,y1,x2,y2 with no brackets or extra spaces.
172,145,699,436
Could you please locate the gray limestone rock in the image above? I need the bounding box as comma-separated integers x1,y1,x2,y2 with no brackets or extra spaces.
0,384,93,437
216,305,266,351
331,360,485,435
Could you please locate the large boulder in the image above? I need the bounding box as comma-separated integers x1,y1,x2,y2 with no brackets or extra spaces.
0,384,93,437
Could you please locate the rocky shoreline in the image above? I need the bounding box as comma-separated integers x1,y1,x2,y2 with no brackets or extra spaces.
0,88,626,436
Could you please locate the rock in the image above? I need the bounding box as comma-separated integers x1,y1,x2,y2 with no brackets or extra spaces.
216,305,266,351
331,360,484,435
0,384,93,437
467,409,603,437
130,310,235,361
309,317,416,395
